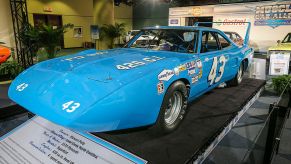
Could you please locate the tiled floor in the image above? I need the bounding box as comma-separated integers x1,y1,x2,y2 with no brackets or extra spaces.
0,113,29,137
272,117,291,164
203,76,291,164
204,86,281,163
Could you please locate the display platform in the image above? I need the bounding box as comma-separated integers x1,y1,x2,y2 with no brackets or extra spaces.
0,83,13,108
0,83,26,118
95,78,266,164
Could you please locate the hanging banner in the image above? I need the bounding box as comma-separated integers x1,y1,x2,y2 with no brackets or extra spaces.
254,3,291,28
0,116,147,164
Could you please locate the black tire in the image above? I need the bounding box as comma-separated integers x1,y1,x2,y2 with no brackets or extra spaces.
153,81,188,134
227,63,244,87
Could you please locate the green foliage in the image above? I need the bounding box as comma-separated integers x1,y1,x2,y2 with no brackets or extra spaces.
20,23,73,59
38,24,73,58
20,24,40,57
0,61,24,79
100,23,126,49
272,75,291,94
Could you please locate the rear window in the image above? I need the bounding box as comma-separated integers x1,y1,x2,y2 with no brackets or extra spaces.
218,33,231,49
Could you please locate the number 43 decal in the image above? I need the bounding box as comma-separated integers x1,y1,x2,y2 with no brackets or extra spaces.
62,101,80,113
208,55,226,85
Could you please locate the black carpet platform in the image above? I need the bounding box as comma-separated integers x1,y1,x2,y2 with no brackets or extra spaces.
0,84,26,118
95,78,266,164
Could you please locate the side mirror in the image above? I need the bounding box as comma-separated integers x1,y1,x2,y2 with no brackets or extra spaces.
277,40,281,44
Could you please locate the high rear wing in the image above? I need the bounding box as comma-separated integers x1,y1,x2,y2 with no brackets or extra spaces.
193,22,251,46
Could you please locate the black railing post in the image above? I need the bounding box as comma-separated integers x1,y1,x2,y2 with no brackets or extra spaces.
263,104,279,164
9,0,33,68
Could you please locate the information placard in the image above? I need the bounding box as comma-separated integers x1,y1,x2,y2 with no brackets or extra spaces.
0,116,147,164
269,53,290,75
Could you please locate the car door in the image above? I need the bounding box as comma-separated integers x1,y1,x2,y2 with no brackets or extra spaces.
216,32,238,80
195,31,228,94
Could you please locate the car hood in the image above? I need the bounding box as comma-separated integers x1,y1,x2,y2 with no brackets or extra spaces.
36,48,187,83
9,48,190,122
268,43,291,51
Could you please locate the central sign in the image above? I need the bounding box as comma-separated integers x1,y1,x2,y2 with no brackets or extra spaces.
0,116,147,164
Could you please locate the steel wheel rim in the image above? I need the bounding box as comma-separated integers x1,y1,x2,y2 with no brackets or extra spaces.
164,91,183,125
237,65,243,83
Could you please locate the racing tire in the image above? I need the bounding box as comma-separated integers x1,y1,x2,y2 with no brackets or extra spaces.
227,63,244,87
153,81,188,134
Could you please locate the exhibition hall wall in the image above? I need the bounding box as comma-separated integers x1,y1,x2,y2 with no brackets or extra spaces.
169,1,291,52
114,3,133,32
27,0,94,48
26,0,132,49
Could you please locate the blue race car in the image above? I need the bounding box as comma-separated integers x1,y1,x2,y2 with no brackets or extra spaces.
8,23,253,133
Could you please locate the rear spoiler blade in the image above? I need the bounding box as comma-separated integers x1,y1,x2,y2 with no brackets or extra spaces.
193,22,251,46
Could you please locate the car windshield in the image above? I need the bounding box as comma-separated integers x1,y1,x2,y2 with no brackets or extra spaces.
125,29,198,53
282,33,291,43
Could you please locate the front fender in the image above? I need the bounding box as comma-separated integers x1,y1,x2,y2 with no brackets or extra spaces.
70,63,192,132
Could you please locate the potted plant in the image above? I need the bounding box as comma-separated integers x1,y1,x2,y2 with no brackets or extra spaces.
272,75,291,95
21,23,73,60
0,61,24,82
38,24,73,59
100,23,126,49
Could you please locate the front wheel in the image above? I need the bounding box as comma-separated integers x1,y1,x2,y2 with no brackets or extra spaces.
227,63,243,86
153,81,188,134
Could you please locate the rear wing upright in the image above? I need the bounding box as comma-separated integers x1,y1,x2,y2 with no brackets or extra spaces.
193,22,251,46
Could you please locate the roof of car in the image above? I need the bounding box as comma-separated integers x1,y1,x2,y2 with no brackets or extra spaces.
143,26,221,32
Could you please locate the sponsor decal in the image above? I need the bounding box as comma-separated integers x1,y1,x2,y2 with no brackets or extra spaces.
185,61,196,69
199,69,203,78
196,59,202,68
191,76,199,84
116,56,165,70
157,81,165,94
174,67,180,75
178,64,187,72
254,3,291,28
188,68,196,75
158,69,174,81
62,51,108,61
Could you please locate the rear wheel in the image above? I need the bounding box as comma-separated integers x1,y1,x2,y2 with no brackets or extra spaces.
227,63,243,86
153,81,188,134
